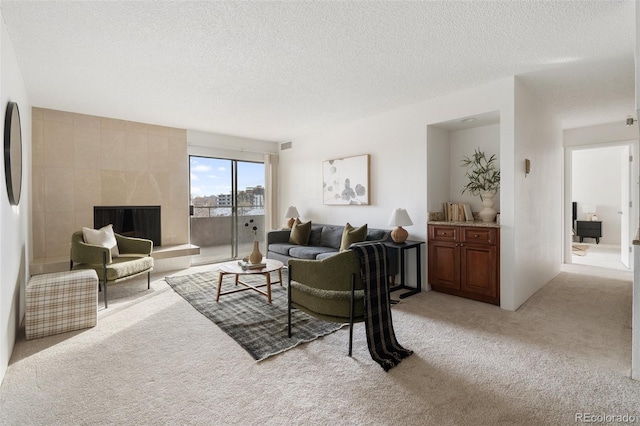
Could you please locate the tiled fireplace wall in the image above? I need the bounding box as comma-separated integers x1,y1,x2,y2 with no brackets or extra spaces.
32,108,189,262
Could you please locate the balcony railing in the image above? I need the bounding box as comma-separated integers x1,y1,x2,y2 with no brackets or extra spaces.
190,214,265,263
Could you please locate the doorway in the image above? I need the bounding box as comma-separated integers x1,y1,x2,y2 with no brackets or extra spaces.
189,156,266,265
566,142,637,271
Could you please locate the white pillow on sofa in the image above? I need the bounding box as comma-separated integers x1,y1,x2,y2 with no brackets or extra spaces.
82,224,120,257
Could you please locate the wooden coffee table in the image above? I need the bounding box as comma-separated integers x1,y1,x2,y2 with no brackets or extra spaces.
216,259,284,303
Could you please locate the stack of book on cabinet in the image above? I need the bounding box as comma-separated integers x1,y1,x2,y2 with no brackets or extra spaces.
443,202,474,222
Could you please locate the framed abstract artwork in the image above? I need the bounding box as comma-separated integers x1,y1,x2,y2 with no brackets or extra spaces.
322,154,370,205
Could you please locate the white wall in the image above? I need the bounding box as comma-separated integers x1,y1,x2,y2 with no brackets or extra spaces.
280,108,426,234
572,146,626,244
0,11,31,384
511,79,563,310
630,0,639,382
564,122,638,147
426,126,450,212
188,130,279,160
280,78,514,239
280,77,562,311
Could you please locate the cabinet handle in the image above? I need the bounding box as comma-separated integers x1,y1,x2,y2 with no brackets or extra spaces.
474,234,479,238
460,243,464,247
441,232,446,235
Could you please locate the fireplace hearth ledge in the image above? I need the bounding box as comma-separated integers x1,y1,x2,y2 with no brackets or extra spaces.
31,244,200,275
151,244,200,260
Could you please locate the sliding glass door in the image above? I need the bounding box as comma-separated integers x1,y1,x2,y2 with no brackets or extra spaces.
189,156,265,265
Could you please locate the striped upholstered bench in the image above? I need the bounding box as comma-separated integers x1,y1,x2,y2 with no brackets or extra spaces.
25,270,99,340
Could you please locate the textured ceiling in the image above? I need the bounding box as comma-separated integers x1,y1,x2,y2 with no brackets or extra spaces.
0,1,635,142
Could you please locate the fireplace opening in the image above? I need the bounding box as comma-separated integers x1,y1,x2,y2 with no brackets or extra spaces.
94,206,161,247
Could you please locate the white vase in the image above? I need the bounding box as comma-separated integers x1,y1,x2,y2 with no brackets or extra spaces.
478,191,497,222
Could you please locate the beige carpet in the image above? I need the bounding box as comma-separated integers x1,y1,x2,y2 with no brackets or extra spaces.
0,264,637,425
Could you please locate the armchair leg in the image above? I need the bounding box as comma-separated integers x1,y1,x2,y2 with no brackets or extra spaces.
103,278,108,309
349,273,355,357
287,265,292,338
147,271,151,289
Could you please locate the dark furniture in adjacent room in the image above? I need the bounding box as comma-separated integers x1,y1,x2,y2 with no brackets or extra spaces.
576,220,602,244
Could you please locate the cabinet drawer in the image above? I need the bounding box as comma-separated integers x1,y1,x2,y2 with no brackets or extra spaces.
576,221,602,237
576,221,601,231
429,225,457,242
461,227,497,245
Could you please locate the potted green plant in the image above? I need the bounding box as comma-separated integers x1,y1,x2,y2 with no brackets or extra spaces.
460,148,500,222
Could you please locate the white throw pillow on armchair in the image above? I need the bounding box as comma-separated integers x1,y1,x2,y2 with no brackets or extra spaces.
82,224,120,257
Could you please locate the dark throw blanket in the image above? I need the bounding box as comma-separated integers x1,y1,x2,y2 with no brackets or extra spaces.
350,243,413,371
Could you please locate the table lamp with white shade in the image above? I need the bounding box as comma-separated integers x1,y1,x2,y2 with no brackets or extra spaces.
388,208,413,243
284,206,300,228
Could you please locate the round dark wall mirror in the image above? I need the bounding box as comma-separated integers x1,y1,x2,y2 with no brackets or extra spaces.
4,101,22,206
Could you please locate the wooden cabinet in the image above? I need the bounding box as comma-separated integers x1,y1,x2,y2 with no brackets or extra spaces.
428,224,500,305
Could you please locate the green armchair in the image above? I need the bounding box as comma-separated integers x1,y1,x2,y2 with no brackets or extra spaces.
287,250,365,356
70,231,154,308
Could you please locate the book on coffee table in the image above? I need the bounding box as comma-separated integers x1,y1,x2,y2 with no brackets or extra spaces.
237,261,267,270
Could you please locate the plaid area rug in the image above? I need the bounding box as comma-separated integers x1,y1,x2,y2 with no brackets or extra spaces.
164,270,345,361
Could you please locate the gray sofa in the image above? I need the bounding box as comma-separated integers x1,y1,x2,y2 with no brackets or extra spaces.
266,223,397,275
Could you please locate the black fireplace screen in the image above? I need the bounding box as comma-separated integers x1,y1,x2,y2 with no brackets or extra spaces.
94,206,161,247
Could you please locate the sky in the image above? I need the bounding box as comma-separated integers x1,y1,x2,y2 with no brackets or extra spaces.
189,156,265,198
